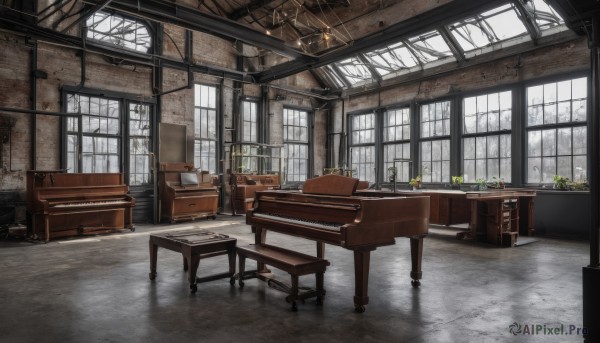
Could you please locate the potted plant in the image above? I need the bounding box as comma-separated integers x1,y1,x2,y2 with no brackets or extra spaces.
409,175,421,190
569,179,589,191
553,175,570,190
451,175,463,190
476,178,487,191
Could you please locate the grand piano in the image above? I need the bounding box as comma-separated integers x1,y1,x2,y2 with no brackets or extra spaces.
246,174,430,312
26,170,135,242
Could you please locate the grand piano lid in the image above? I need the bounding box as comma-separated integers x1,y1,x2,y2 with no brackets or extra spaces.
302,174,359,197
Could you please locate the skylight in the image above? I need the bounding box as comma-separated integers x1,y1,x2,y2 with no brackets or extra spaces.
364,42,419,76
317,1,568,91
449,4,528,53
405,30,454,64
86,11,152,53
529,0,566,33
336,57,373,85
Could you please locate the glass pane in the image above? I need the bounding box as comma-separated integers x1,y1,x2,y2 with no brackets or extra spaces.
542,157,556,183
542,129,556,156
528,105,543,126
543,104,557,124
556,156,571,178
464,138,475,159
557,101,571,123
528,130,541,157
557,128,572,155
572,100,587,122
573,156,587,181
528,85,543,105
573,126,587,155
528,157,542,183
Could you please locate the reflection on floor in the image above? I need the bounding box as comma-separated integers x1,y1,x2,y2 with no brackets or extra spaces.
0,216,587,342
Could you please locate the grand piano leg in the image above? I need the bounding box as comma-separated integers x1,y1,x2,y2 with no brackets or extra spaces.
353,248,373,313
410,236,424,287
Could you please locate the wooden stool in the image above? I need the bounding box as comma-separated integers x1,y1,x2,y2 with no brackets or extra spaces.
149,229,237,293
235,244,329,311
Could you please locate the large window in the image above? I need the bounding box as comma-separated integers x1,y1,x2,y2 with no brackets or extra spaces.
65,92,154,185
526,77,587,183
86,11,152,53
129,103,152,185
241,100,258,142
194,84,218,173
462,91,512,183
419,101,451,183
350,113,376,183
284,108,310,182
383,107,411,183
66,94,121,173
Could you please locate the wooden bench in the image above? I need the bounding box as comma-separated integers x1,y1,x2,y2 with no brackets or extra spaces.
235,244,330,311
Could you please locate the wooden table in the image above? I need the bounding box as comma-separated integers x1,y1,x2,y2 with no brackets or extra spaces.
149,229,237,292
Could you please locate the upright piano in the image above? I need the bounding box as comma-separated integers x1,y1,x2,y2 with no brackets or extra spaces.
26,170,135,242
246,174,430,312
158,163,219,223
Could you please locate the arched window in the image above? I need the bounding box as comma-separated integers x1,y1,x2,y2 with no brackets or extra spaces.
86,11,151,53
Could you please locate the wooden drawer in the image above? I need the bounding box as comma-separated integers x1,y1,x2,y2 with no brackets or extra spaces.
172,196,218,215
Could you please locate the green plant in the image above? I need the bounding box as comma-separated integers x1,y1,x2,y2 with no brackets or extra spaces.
409,175,422,188
488,176,505,189
451,175,463,185
476,178,487,191
553,175,570,190
568,179,589,191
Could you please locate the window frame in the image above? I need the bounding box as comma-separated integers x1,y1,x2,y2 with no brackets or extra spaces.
418,99,453,184
523,74,589,185
61,86,156,188
85,10,154,55
283,107,313,183
461,89,514,184
382,106,412,183
240,99,259,143
348,111,377,183
193,83,220,173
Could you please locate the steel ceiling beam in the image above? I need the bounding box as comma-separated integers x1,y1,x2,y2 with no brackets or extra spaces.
255,0,511,83
228,0,279,21
87,0,312,60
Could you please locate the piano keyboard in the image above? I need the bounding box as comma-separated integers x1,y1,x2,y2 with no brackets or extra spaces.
53,200,130,207
253,212,342,232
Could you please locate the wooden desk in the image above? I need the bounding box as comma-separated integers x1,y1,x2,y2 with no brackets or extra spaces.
149,229,237,293
355,188,536,246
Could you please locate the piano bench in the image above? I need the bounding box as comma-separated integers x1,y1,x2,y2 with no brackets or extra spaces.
149,229,237,294
235,244,330,311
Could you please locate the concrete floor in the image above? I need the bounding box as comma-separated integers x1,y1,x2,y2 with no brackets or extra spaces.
0,216,588,343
